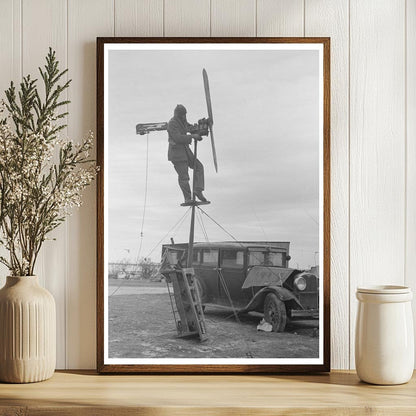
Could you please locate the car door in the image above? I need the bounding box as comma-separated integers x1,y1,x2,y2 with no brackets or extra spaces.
218,249,250,308
194,248,220,303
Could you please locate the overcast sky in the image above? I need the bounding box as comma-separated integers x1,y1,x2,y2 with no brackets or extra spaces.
107,47,320,269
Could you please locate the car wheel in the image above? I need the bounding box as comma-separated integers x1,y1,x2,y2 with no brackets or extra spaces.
264,293,287,332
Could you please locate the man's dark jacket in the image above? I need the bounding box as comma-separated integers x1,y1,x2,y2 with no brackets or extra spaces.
167,116,194,163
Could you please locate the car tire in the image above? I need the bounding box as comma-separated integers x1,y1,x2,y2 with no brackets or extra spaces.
264,293,287,332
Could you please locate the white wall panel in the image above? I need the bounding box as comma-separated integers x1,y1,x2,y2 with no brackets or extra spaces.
0,0,21,98
115,0,163,37
0,0,21,288
349,0,406,368
406,0,416,364
257,0,303,36
0,0,13,100
0,0,414,370
305,0,350,370
22,0,68,369
211,0,256,37
67,0,114,370
164,0,210,37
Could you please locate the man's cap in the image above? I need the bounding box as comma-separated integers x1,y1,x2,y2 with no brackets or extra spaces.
174,104,187,115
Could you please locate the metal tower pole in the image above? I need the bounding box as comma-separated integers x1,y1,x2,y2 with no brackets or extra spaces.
187,138,198,268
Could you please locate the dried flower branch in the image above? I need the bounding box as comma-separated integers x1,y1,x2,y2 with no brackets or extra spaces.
0,48,96,276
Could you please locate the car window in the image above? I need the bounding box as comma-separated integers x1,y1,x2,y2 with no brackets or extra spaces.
221,250,244,268
248,250,284,267
192,250,200,264
169,251,178,264
163,248,186,267
201,249,218,266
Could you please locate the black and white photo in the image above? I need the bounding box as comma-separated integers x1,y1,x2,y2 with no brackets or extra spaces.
97,38,330,373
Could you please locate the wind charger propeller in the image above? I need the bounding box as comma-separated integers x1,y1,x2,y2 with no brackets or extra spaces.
136,69,218,172
202,68,218,173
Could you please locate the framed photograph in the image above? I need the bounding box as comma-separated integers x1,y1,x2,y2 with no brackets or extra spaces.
97,37,330,373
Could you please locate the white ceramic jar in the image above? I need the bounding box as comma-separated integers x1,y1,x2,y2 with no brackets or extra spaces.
355,285,414,385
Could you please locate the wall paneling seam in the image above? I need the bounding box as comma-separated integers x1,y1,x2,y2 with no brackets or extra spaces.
404,0,408,289
348,0,351,370
64,0,69,369
20,0,23,79
303,0,305,37
209,0,212,36
19,0,22,80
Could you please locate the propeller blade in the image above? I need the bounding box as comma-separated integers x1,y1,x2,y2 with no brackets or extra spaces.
203,69,213,123
202,68,218,172
209,124,218,173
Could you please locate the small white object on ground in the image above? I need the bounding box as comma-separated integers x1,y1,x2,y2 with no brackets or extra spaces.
257,319,273,332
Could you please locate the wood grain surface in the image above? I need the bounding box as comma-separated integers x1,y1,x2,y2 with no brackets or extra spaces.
164,0,210,37
22,0,68,369
305,0,349,371
349,0,406,369
67,0,114,370
115,0,163,37
257,0,304,37
406,0,416,366
0,371,415,415
211,0,256,37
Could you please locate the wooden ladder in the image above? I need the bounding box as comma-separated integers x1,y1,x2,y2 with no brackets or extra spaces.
165,267,207,341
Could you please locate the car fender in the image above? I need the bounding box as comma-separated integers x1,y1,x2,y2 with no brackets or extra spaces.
241,286,302,313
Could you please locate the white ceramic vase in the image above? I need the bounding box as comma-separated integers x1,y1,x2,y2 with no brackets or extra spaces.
355,285,414,385
0,276,56,383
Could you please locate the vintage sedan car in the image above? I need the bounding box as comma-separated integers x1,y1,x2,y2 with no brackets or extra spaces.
162,241,319,332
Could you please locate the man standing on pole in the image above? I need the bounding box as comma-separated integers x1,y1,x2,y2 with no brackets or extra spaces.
167,104,209,205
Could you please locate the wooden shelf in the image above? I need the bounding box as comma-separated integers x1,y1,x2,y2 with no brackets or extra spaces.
0,370,415,415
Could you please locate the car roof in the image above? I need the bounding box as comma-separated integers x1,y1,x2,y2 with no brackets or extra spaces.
164,241,290,250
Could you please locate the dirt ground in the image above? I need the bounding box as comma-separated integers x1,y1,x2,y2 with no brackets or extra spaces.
108,279,319,359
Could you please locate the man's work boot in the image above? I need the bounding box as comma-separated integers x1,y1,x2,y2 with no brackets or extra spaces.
194,190,209,203
180,195,193,206
181,197,192,204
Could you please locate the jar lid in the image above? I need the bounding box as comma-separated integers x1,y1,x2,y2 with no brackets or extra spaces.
357,285,411,294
